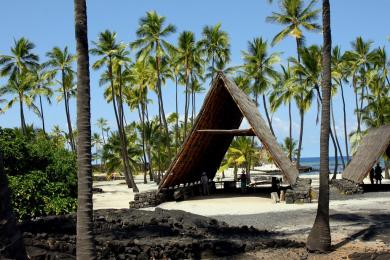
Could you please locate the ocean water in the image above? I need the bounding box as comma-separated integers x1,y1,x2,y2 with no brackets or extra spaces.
300,156,385,174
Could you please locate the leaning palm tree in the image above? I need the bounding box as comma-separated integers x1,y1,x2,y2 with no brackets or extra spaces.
73,0,96,258
91,30,138,191
198,23,230,83
0,151,28,259
242,37,280,136
0,71,37,135
306,0,332,252
130,11,176,139
45,46,76,151
0,37,39,78
267,0,320,167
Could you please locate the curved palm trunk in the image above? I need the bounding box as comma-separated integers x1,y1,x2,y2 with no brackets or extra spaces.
137,104,148,184
262,94,275,137
307,0,332,252
340,83,350,163
74,0,96,257
0,152,28,259
295,38,304,168
331,99,345,169
175,75,179,152
19,94,27,135
38,95,47,135
353,76,361,133
288,101,292,161
62,70,75,152
183,68,190,139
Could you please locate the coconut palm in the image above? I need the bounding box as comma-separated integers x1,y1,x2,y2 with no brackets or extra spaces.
242,37,280,136
332,46,350,162
0,37,39,78
31,65,54,135
92,132,103,165
267,0,320,167
73,0,95,257
96,117,109,145
281,137,298,160
91,30,138,191
343,37,376,133
306,0,332,252
130,11,176,139
0,71,38,135
199,23,230,82
45,46,76,151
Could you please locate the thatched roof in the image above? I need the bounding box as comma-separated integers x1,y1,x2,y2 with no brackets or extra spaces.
158,73,298,190
342,124,390,183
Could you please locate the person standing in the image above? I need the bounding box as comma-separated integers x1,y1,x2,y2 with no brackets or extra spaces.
374,163,383,184
369,168,375,185
201,172,209,196
240,170,247,193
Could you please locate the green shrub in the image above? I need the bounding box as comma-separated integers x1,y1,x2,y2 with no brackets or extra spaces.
1,127,78,220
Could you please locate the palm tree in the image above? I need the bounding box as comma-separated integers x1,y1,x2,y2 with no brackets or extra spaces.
343,37,376,133
306,0,332,252
267,0,320,167
96,117,108,145
45,46,76,151
242,37,280,136
199,23,230,82
281,137,298,160
0,37,39,78
0,151,28,259
31,65,53,135
332,46,350,162
131,11,176,139
73,0,96,257
176,31,204,136
92,132,103,165
91,30,138,191
0,71,37,135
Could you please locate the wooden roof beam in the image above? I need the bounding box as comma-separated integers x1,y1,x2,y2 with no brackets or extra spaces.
197,128,255,136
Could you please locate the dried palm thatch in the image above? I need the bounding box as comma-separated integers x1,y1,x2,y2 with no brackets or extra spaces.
342,124,390,183
158,73,298,190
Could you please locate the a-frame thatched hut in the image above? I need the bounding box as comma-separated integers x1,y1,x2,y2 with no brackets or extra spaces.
158,73,299,191
342,124,390,184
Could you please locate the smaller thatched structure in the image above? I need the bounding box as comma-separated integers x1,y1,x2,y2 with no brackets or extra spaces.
158,73,298,191
342,125,390,183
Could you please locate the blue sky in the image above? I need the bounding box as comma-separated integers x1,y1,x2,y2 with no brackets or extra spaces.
1,0,389,157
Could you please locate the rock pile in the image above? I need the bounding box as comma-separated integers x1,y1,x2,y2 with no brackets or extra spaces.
19,208,304,259
331,178,363,194
285,178,312,204
129,191,166,209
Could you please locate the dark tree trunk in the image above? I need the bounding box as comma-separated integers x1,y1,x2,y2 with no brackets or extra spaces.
340,83,350,163
306,0,332,252
262,94,275,137
19,94,27,135
331,98,345,169
288,101,292,161
62,70,75,152
0,152,28,259
295,37,304,168
74,0,96,257
39,95,46,135
175,75,179,152
353,76,361,133
183,68,190,139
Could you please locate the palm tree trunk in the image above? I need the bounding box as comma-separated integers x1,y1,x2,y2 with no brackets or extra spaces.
108,58,132,189
353,76,361,133
175,75,179,152
262,94,275,136
295,37,304,168
331,99,345,169
19,94,27,135
0,152,28,259
138,105,148,184
74,0,96,257
330,127,338,180
155,54,169,137
39,95,46,135
288,101,292,161
62,70,75,152
183,68,189,139
306,0,332,252
340,82,349,163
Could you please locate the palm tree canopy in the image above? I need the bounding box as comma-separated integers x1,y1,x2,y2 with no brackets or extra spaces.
130,11,176,61
266,0,321,46
0,37,39,78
